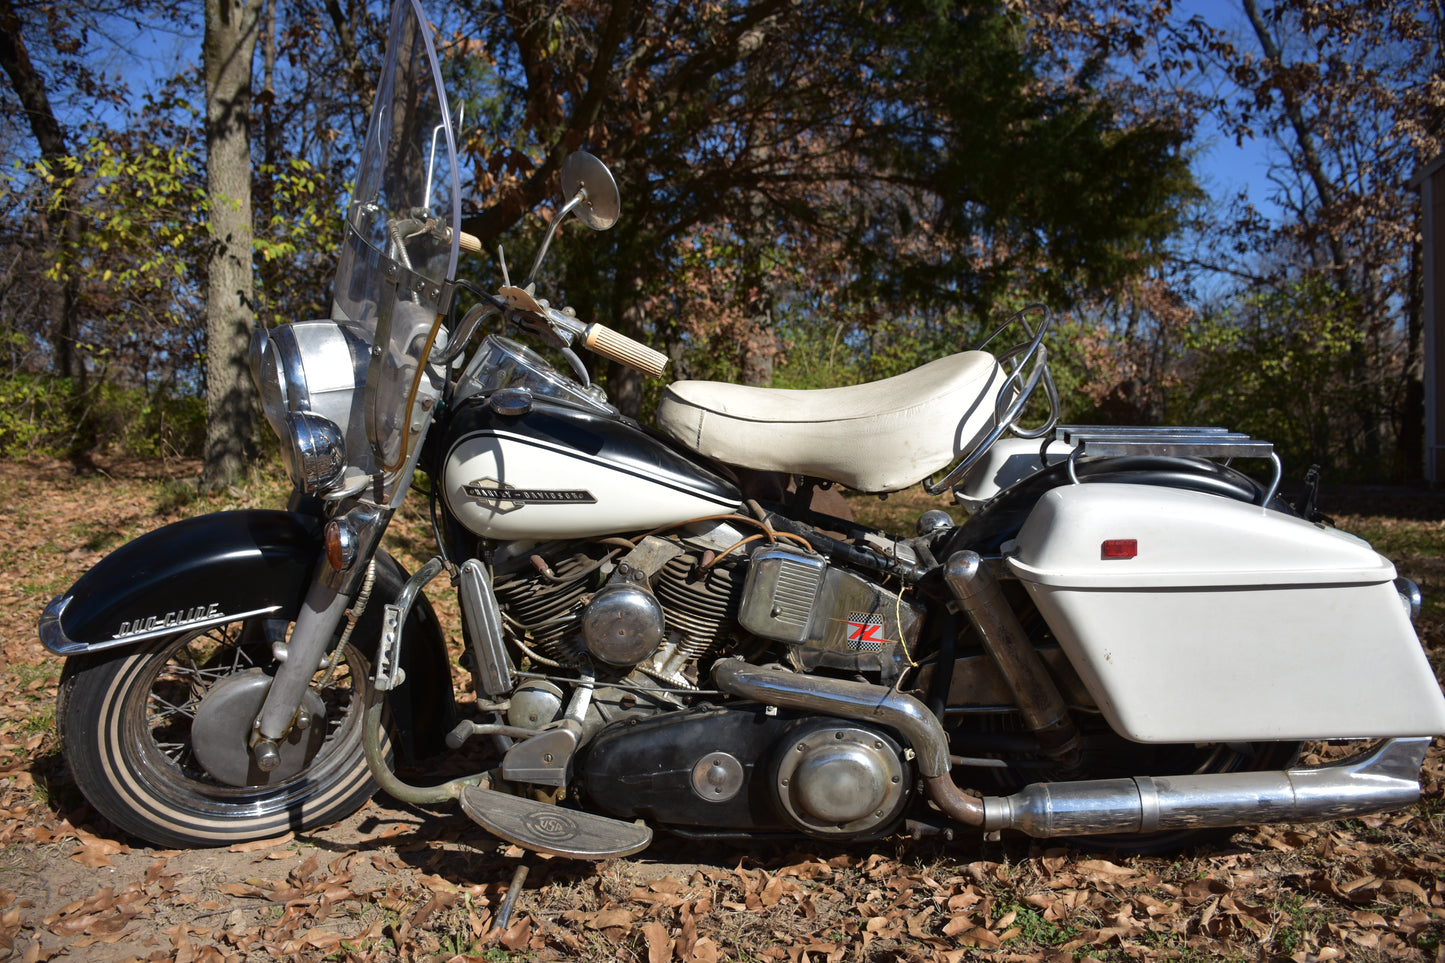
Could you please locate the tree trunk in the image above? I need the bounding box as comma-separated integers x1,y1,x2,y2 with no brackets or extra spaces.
202,0,263,490
1400,234,1425,482
0,0,98,469
741,222,778,386
0,0,81,383
740,275,777,385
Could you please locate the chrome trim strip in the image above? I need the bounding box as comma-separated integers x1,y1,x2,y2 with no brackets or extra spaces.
40,598,284,656
466,428,742,510
38,595,77,654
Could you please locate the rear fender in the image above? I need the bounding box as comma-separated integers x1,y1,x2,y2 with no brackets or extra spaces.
944,455,1281,556
40,510,455,758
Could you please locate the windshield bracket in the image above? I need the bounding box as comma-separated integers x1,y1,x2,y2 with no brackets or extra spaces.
382,255,454,316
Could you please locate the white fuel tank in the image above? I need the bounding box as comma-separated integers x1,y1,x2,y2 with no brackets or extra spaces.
442,396,743,540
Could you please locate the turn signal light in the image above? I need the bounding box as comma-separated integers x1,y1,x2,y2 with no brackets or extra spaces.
1101,539,1137,560
324,519,357,571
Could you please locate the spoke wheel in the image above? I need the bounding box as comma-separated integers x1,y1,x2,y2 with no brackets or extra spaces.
59,616,383,848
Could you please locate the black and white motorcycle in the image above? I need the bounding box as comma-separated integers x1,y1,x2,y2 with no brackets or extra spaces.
40,0,1445,858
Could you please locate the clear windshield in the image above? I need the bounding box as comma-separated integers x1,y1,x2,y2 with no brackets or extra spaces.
332,0,459,487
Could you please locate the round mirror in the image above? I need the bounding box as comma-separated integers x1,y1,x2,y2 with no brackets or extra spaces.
561,152,621,231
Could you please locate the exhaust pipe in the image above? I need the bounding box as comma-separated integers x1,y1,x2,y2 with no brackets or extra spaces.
983,738,1428,836
943,551,1080,765
711,659,985,825
711,660,1428,837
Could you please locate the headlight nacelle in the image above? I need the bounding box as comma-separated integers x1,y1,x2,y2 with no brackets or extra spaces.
249,320,371,492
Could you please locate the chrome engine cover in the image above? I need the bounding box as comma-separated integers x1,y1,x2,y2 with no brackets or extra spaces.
773,724,908,835
581,580,667,666
739,545,924,683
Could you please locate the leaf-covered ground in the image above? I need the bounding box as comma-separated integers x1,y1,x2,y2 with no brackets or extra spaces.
0,458,1441,962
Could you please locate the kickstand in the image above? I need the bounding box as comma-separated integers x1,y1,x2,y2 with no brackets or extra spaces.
495,862,530,931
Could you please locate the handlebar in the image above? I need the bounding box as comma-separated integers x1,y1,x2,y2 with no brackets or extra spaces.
447,228,483,254
496,284,669,378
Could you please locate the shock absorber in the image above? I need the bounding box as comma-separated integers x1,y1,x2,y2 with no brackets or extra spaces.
943,551,1081,767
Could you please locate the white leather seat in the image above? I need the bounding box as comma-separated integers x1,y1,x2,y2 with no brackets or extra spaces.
656,351,1005,493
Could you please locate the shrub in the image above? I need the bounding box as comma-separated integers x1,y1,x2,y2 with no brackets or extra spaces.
0,374,205,460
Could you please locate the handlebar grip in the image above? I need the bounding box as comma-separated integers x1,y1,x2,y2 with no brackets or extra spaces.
447,228,483,254
583,323,669,377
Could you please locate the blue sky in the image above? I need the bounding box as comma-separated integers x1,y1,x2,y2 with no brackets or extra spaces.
70,0,1283,233
1172,0,1281,222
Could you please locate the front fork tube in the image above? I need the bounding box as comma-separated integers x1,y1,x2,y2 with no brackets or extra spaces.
251,504,390,768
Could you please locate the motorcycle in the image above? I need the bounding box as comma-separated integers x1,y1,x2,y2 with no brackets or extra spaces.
39,0,1445,859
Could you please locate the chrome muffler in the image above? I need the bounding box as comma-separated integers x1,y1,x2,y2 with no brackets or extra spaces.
711,660,1429,837
981,738,1428,835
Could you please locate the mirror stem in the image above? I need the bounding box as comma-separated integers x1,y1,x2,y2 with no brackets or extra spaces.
522,190,586,289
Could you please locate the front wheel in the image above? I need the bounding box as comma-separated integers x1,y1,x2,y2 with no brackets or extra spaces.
58,615,383,848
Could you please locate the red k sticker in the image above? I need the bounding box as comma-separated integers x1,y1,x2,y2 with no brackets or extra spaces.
846,613,888,651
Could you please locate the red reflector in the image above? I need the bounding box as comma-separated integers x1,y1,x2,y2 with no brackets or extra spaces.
1101,539,1137,560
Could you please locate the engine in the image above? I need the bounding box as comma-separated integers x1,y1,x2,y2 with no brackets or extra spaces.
491,531,923,689
487,526,927,838
492,539,745,689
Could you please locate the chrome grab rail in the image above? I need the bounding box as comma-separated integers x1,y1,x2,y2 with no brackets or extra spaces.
924,306,1059,495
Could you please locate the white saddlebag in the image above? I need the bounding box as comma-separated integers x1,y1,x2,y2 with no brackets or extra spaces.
1006,484,1445,743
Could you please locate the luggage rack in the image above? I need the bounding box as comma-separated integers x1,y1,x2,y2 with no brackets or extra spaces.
1054,425,1282,507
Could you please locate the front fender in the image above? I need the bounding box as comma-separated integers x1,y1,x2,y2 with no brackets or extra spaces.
40,509,455,758
42,510,321,654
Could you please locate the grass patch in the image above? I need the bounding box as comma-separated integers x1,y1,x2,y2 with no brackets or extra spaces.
14,704,54,739
155,477,201,514
998,902,1078,946
1268,893,1329,958
7,659,60,689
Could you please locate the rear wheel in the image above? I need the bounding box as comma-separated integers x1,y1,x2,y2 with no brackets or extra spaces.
58,615,383,848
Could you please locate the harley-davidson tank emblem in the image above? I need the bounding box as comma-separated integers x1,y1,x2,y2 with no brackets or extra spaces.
114,603,223,639
461,478,596,513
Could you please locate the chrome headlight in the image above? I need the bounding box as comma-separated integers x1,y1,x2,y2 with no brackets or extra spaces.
250,320,372,490
283,411,347,493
